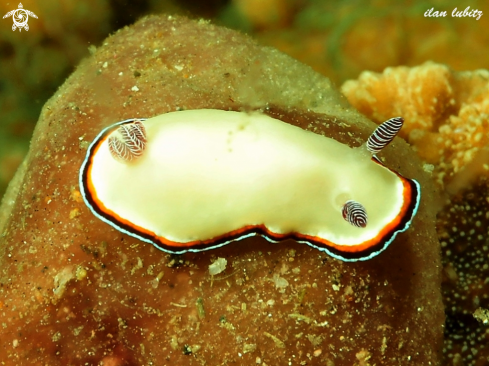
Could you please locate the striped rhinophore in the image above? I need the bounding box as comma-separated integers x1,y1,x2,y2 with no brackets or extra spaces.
108,120,147,161
366,117,404,155
342,200,368,228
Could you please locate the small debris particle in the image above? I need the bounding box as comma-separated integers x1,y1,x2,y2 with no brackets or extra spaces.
191,344,201,353
79,140,90,150
263,332,285,348
196,297,205,319
131,85,139,92
75,266,87,281
170,302,187,308
272,274,289,289
306,334,323,347
355,349,372,364
182,344,192,355
243,343,257,353
73,326,84,336
167,254,184,267
313,349,322,357
130,257,143,275
53,266,75,301
220,320,235,331
170,336,179,350
151,271,165,289
381,336,388,354
288,313,312,324
473,307,489,324
52,332,62,342
70,188,83,203
209,257,227,275
423,163,434,174
118,318,128,329
297,288,306,303
69,208,81,219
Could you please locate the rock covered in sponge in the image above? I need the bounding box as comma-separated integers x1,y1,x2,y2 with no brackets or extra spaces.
0,15,443,365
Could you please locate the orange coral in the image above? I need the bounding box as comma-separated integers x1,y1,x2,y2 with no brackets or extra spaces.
341,61,489,188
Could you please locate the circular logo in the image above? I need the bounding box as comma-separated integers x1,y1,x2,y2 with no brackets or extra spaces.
12,8,29,31
3,4,38,32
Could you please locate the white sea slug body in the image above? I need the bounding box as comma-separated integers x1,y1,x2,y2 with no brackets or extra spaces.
80,110,420,262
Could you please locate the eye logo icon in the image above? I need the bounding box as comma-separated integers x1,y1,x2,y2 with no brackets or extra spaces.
3,3,38,32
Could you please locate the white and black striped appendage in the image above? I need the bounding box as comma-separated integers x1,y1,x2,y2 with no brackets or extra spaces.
108,120,147,162
342,200,368,228
366,117,404,155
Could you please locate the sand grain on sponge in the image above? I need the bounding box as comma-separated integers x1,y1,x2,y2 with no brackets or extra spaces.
0,15,443,365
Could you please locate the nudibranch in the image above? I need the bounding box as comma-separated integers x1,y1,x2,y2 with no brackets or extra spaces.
79,109,420,261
